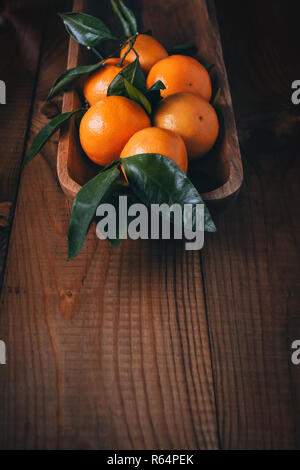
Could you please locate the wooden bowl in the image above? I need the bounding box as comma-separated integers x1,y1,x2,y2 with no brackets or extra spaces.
57,0,243,211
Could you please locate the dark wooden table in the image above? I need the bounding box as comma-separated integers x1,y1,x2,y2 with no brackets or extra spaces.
0,0,299,450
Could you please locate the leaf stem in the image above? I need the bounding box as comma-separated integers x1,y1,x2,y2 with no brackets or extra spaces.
88,46,104,61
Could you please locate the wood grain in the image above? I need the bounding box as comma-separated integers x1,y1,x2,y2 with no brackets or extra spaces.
0,0,299,451
0,1,45,289
204,0,300,449
0,0,219,449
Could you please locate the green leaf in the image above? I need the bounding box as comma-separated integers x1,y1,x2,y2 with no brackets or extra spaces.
23,109,83,167
67,165,120,260
110,0,131,38
118,0,137,35
167,44,197,56
107,59,146,96
59,12,117,47
122,154,216,232
123,78,151,114
110,0,137,38
107,61,150,112
212,88,221,108
145,80,166,108
146,80,166,92
47,62,104,100
123,58,146,91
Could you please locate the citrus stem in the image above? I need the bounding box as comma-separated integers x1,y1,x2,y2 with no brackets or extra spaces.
132,47,139,60
119,34,138,66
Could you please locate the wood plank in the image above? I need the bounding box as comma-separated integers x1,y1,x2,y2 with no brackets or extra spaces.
0,1,219,449
0,1,46,289
1,0,299,450
204,0,300,449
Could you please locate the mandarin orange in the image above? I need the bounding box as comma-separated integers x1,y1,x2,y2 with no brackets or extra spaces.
120,127,188,174
79,96,151,166
83,58,128,106
147,55,212,100
153,92,219,159
120,34,168,74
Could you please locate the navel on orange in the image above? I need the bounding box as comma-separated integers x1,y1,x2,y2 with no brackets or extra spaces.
153,92,219,159
120,33,168,75
79,96,151,166
147,55,212,101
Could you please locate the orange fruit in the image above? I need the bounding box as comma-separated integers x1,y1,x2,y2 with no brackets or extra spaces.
120,127,188,176
153,92,219,159
79,96,151,166
147,55,212,101
83,58,129,106
120,34,168,75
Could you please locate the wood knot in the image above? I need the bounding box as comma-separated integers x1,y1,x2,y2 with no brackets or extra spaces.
59,289,76,318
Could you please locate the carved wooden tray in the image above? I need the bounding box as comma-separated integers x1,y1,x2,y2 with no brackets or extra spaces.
57,0,243,212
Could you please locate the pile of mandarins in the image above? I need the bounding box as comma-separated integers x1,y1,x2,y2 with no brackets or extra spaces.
79,34,219,177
